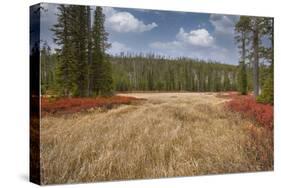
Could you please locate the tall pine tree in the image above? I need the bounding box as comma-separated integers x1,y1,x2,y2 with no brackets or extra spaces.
235,16,250,95
70,5,88,97
257,17,274,104
91,6,113,96
53,5,91,97
52,5,76,96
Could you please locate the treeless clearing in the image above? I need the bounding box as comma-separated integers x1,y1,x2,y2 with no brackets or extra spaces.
40,92,273,185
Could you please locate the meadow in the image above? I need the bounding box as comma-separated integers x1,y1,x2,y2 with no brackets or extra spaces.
40,92,273,184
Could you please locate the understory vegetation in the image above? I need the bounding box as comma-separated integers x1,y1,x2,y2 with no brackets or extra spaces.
223,93,273,130
41,96,141,116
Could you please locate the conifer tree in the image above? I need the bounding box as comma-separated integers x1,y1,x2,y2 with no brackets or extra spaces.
252,17,261,97
87,6,93,96
238,61,248,95
235,16,250,95
52,5,76,96
40,42,51,94
70,5,88,97
257,18,273,104
91,6,112,96
53,5,90,97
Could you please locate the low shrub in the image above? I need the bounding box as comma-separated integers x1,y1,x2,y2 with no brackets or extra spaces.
225,94,273,130
41,95,141,115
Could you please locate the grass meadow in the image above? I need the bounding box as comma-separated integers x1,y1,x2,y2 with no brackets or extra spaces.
40,92,273,184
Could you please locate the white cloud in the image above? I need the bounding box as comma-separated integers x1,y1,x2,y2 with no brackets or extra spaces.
210,14,239,35
103,7,158,33
107,41,131,55
150,27,214,51
176,28,214,47
149,27,239,64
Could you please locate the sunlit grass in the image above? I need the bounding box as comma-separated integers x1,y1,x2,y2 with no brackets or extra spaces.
40,92,273,184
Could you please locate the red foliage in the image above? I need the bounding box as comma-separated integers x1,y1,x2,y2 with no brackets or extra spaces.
224,93,273,130
41,96,141,115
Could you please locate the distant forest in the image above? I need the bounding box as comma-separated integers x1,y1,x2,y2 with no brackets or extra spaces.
41,51,240,93
39,5,273,104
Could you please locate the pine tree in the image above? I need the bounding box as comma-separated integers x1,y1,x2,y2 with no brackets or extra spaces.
52,5,76,96
70,5,88,97
40,42,51,94
238,61,248,95
235,16,250,95
235,16,273,101
91,6,112,96
257,17,273,104
52,5,90,97
252,17,260,97
87,6,93,96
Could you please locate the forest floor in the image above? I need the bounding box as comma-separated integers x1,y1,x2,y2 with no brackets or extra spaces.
40,92,273,185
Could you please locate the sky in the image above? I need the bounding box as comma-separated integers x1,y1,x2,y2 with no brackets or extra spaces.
40,3,240,65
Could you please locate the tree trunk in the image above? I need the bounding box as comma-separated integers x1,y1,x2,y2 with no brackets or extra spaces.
242,32,246,63
253,18,259,97
87,6,93,96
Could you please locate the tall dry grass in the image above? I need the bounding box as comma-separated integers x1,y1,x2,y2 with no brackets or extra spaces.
40,93,273,185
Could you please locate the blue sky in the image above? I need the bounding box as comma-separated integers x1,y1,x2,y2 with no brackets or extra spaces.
40,3,240,65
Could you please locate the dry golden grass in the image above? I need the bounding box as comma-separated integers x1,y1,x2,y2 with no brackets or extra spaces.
40,92,273,185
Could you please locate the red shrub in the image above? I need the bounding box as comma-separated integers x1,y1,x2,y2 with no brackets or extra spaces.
225,93,273,130
41,96,141,115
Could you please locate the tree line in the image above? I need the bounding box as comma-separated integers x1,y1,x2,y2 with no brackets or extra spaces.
235,16,273,104
42,50,239,93
111,54,238,92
